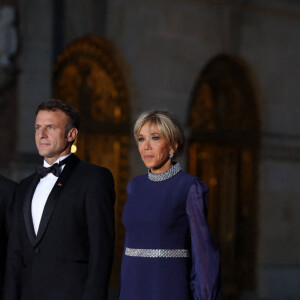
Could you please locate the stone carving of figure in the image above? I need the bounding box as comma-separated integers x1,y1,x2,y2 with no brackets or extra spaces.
0,5,18,67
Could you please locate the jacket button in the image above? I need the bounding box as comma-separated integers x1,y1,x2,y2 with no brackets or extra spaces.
35,248,40,254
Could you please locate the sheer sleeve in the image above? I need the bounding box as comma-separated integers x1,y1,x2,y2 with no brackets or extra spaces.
186,179,222,300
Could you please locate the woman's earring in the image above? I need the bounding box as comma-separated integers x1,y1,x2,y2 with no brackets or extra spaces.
169,153,174,158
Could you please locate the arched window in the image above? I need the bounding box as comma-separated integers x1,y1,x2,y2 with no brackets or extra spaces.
53,35,130,287
188,54,260,297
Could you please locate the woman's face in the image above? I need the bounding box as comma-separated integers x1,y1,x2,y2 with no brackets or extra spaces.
137,122,175,174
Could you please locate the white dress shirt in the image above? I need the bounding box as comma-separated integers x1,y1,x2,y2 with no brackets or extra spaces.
31,153,71,235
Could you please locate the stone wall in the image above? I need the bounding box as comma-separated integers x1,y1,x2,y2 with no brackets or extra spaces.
10,0,300,298
106,1,300,298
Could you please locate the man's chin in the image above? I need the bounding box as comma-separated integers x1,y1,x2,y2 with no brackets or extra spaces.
38,150,50,158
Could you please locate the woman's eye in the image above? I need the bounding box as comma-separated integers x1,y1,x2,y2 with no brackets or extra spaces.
152,136,159,140
138,137,144,142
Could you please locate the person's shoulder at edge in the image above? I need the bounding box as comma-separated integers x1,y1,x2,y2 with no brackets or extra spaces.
0,174,17,187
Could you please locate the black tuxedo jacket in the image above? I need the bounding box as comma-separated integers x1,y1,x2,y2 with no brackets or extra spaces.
0,175,17,299
4,155,115,300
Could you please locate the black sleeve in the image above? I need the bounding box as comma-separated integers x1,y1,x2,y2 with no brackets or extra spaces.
81,167,115,300
0,177,17,300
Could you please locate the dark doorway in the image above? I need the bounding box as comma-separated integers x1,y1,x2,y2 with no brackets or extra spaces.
188,54,260,298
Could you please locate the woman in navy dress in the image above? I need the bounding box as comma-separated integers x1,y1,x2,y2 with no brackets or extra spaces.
120,111,221,300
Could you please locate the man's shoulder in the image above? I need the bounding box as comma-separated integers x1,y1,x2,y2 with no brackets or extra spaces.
77,160,111,173
75,159,114,181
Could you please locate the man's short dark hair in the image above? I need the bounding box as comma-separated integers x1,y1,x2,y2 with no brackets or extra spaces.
36,99,81,134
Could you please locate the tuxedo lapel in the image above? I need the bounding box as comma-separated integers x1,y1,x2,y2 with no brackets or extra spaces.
34,154,80,246
23,174,40,246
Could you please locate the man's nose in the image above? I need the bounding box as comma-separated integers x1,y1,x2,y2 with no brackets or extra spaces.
37,128,46,138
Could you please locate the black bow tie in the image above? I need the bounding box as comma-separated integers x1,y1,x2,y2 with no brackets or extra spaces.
36,156,71,178
36,163,61,178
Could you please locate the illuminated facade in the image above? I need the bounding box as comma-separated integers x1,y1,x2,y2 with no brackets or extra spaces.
1,1,300,298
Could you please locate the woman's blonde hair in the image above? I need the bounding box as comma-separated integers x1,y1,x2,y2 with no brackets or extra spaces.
133,111,185,158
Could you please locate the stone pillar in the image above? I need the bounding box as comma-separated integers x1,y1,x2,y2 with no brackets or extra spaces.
13,0,53,179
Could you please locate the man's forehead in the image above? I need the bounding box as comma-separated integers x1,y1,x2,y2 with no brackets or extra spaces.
35,109,68,123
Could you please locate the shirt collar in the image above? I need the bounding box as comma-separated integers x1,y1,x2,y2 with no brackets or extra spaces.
43,153,72,168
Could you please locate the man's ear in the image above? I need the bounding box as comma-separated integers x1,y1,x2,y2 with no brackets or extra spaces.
67,128,79,143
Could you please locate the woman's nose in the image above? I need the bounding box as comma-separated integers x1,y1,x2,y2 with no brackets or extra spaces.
144,140,151,150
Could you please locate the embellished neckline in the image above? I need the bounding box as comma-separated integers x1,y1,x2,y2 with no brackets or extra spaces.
148,163,181,182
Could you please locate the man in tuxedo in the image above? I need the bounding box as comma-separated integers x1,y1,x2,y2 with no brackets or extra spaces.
0,175,16,299
4,99,115,300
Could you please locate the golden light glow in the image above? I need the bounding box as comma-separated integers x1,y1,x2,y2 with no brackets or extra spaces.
71,144,77,153
209,177,218,187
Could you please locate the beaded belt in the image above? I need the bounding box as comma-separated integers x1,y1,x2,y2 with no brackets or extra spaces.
125,247,190,258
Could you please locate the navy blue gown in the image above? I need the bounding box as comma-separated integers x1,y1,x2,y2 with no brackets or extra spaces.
120,164,221,300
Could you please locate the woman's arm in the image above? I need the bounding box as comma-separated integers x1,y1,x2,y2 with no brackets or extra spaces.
186,179,222,300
